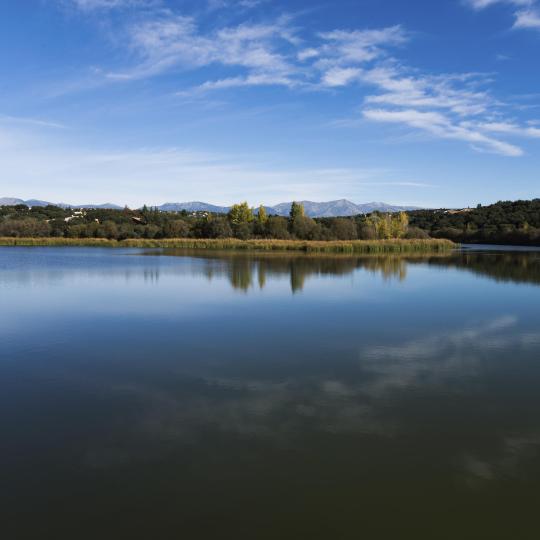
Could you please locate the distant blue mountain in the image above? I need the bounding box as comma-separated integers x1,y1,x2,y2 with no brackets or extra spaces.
61,203,123,210
156,199,421,217
0,197,53,207
1,197,421,217
0,198,123,209
158,201,230,214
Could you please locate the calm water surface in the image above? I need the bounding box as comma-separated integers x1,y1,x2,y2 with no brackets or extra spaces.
2,247,540,539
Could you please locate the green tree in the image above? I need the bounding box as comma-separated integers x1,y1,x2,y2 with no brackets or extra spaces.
289,201,305,223
291,216,320,240
0,218,51,237
228,202,254,225
391,212,409,238
330,218,358,240
257,205,268,225
233,222,253,240
101,220,119,239
265,216,290,239
164,219,191,238
288,201,307,236
202,217,233,238
379,215,393,239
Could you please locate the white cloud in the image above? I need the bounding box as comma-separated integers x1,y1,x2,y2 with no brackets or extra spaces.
360,316,522,397
191,73,299,92
464,0,540,31
0,114,66,129
514,8,540,27
297,48,319,61
63,0,157,10
322,67,362,87
362,67,493,116
465,0,533,10
363,108,524,156
472,121,540,137
312,39,527,156
208,0,267,9
52,4,540,157
295,23,530,156
108,14,299,87
315,26,407,80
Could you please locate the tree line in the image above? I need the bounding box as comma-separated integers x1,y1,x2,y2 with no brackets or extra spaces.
0,202,415,241
3,198,538,245
408,199,540,246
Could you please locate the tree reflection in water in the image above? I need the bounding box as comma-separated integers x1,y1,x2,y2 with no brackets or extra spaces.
157,249,540,293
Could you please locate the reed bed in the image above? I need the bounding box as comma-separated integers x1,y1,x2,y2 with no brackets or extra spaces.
0,237,456,252
0,237,118,247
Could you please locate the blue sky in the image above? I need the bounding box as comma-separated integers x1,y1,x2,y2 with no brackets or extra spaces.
0,0,539,207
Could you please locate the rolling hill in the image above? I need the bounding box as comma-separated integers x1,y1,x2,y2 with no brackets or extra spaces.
1,197,420,217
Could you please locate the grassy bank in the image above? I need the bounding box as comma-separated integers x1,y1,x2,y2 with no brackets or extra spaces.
0,237,456,253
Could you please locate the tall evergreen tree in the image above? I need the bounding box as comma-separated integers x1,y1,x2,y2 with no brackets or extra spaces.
257,205,268,225
289,201,305,222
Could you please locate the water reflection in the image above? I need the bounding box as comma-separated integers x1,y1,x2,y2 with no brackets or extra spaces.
160,251,414,292
2,248,539,293
2,246,540,538
160,249,540,292
59,315,540,459
429,250,540,286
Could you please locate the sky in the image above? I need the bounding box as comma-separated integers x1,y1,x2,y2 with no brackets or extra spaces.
0,0,539,208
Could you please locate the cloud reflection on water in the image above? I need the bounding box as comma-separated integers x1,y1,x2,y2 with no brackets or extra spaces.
76,314,540,484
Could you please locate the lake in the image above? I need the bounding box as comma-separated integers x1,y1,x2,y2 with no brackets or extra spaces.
2,246,540,539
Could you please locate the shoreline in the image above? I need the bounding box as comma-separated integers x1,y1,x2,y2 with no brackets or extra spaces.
0,237,456,253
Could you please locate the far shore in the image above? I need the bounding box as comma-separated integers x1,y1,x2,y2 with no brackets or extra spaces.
0,237,456,253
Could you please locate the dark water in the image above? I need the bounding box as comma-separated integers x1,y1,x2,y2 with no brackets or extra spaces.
2,247,540,539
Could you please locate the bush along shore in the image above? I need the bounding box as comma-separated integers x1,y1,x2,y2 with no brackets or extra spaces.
0,202,456,253
0,201,428,243
1,199,540,246
0,237,456,253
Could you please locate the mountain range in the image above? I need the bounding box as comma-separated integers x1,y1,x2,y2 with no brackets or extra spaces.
0,197,420,217
152,200,421,217
0,198,123,210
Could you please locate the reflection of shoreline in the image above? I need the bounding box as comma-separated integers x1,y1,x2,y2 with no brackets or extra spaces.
158,249,540,292
160,249,452,292
3,248,539,292
198,253,413,292
425,252,540,287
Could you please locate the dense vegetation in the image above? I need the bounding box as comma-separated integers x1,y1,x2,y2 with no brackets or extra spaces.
0,237,454,253
0,201,416,242
409,199,540,245
1,198,538,246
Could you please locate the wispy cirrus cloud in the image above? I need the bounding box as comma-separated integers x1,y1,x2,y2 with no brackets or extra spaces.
60,0,159,10
107,14,300,87
464,0,540,31
303,26,531,156
362,68,494,116
54,2,540,157
113,16,406,89
316,26,408,68
469,120,540,137
0,114,66,129
363,108,524,156
354,66,531,156
207,0,268,10
514,7,540,27
465,0,533,9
